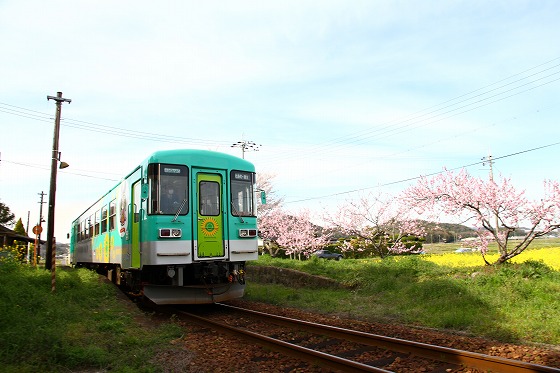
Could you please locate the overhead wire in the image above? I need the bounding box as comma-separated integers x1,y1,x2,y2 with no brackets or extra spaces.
0,159,119,181
1,59,559,159
62,117,233,146
0,102,233,147
286,141,560,204
327,76,560,170
1,58,559,185
260,59,560,164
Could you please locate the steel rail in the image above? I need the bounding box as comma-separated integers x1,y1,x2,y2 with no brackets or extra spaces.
179,310,392,373
218,303,560,373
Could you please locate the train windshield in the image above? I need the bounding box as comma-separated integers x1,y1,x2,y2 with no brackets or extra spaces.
230,170,256,217
148,163,189,215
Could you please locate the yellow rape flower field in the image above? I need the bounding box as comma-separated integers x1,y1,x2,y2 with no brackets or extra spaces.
422,247,560,270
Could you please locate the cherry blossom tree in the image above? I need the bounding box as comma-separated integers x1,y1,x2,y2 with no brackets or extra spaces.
259,208,331,259
402,168,560,265
256,172,283,216
325,192,425,258
256,173,285,256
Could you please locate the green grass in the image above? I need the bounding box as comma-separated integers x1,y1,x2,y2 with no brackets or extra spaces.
1,242,558,371
246,247,560,345
0,252,182,373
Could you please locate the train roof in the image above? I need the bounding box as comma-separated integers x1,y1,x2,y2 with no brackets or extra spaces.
142,149,255,171
71,149,255,224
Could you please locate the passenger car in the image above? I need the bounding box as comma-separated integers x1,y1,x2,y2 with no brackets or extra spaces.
314,250,343,260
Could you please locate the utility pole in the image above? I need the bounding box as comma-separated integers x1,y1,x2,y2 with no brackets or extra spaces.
26,210,30,263
35,191,46,265
45,92,71,270
231,140,261,159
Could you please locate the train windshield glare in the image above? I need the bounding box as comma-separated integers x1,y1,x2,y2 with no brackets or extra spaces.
231,170,256,217
148,163,189,215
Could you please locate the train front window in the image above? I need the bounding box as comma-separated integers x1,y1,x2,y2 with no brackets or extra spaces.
199,181,220,216
148,163,189,215
230,170,255,217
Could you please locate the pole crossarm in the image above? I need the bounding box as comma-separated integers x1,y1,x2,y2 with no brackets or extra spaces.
47,95,72,104
231,140,261,159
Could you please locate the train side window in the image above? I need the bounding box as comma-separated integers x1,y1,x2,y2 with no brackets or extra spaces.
109,200,116,231
230,171,255,217
77,222,82,242
81,220,86,240
101,206,108,234
94,210,100,236
88,215,93,237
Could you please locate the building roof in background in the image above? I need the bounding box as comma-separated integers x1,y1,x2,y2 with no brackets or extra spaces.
0,224,43,245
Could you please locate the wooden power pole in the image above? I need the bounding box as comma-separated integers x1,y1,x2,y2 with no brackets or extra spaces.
45,92,71,270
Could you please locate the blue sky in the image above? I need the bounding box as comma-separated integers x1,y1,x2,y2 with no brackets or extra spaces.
1,1,559,242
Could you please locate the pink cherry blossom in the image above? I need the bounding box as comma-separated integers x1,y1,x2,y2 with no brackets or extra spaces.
259,207,331,259
324,192,425,257
402,169,560,265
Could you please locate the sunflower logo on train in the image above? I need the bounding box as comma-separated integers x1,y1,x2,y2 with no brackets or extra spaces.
200,217,219,236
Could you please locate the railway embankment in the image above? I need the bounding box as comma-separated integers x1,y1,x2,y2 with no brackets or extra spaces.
247,265,352,289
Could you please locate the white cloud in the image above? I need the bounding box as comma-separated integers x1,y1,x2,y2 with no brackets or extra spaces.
2,0,560,241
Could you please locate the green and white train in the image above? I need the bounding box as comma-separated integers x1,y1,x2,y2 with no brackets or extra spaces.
69,149,261,304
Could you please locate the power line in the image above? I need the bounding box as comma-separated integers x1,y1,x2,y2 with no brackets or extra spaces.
321,79,560,173
261,59,560,164
0,102,233,147
61,118,233,146
1,58,559,158
267,72,560,164
286,141,560,204
1,159,119,181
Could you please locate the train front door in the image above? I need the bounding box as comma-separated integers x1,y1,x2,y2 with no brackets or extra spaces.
131,180,141,268
194,171,226,259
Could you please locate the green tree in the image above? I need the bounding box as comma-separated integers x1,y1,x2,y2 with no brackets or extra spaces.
0,201,16,227
14,218,26,235
13,218,27,262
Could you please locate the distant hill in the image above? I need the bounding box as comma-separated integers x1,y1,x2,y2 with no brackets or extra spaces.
321,220,477,244
312,219,537,244
418,220,476,243
55,242,69,255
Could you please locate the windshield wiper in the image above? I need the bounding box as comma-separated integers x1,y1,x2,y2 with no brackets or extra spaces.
230,201,245,223
172,198,187,222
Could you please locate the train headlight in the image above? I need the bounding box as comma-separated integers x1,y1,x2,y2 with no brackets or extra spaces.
159,228,182,238
238,229,257,238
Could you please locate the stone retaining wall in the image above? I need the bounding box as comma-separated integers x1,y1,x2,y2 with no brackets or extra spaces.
246,265,349,289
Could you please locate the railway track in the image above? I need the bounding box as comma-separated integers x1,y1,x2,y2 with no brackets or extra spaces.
176,303,560,373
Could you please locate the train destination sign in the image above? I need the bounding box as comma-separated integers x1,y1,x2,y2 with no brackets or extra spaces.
163,167,181,174
232,171,251,181
160,164,187,176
